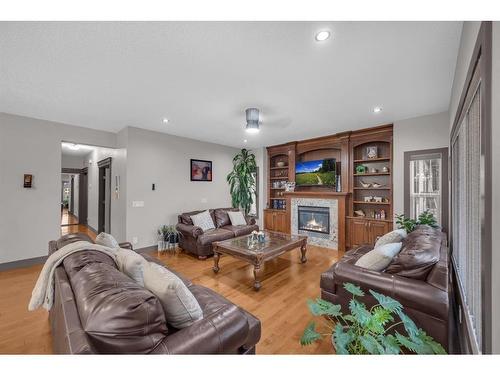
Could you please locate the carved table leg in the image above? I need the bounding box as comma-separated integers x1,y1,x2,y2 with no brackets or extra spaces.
253,263,263,291
213,251,220,273
300,243,307,263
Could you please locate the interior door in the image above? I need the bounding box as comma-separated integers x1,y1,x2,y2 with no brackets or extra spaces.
79,168,88,225
98,158,112,234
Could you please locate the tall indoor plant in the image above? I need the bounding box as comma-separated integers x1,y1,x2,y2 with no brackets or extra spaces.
226,149,257,215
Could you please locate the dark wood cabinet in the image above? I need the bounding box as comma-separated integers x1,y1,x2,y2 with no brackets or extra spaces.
347,217,392,248
368,220,390,244
264,209,289,233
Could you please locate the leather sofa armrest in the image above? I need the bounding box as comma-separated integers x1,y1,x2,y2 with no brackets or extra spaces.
246,216,257,226
176,223,203,239
119,242,133,250
151,305,249,354
332,262,449,320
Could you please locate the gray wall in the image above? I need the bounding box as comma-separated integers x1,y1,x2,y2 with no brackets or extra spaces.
0,113,117,264
125,127,238,249
392,111,449,222
83,145,127,242
491,21,500,354
449,22,481,129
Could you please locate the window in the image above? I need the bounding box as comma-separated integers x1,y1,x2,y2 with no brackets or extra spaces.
449,22,492,353
404,148,448,231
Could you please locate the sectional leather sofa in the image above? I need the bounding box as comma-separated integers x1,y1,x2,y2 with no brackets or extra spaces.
48,233,261,354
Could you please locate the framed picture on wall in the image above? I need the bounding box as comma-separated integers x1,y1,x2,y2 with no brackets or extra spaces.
190,159,213,181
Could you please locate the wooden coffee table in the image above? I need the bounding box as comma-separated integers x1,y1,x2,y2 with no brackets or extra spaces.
212,231,307,291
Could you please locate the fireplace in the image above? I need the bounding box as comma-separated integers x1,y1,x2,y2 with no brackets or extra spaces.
298,206,330,234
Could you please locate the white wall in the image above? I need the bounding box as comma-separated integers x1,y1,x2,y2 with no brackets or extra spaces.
73,174,79,218
61,153,86,169
125,127,238,249
393,111,449,222
252,147,267,226
0,113,117,264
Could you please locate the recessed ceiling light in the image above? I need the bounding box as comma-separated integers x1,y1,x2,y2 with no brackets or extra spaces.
373,107,382,113
243,139,248,143
162,118,169,124
315,31,331,42
68,143,80,151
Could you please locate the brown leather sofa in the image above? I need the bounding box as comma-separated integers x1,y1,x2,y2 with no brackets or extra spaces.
48,233,261,354
176,208,259,259
320,225,450,351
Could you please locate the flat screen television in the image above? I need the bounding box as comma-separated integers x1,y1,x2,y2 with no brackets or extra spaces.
295,158,336,186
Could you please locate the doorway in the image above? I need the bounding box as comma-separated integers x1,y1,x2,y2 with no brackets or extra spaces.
98,157,112,234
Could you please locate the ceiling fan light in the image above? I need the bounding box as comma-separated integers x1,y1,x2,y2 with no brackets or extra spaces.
245,108,260,133
245,123,260,133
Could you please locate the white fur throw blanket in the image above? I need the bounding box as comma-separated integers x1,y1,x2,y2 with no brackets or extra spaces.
28,240,118,311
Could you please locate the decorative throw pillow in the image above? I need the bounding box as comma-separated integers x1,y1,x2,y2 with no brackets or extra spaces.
355,242,403,271
143,262,203,329
115,248,148,286
374,229,407,248
190,210,215,231
95,232,120,249
227,211,247,226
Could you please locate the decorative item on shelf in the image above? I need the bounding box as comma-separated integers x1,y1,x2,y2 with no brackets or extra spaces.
373,196,383,203
370,167,378,173
372,182,383,188
284,181,296,192
382,166,389,173
276,161,286,167
370,211,375,218
355,165,367,174
382,197,390,203
366,146,378,159
354,209,365,217
360,180,371,188
364,196,373,203
335,175,342,192
380,209,386,220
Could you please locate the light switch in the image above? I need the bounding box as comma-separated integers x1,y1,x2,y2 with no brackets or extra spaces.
132,201,144,207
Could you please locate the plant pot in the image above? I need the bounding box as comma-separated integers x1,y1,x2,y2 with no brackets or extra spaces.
169,233,179,244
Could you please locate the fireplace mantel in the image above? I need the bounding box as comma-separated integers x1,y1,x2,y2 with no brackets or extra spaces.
284,191,349,199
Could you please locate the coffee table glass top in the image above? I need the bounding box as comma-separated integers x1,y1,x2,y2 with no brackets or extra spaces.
216,231,306,253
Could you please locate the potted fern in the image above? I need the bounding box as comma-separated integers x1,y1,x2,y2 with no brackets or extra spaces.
395,210,439,233
226,149,257,215
301,283,446,354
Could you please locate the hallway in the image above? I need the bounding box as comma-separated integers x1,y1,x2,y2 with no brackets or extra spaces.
60,208,78,226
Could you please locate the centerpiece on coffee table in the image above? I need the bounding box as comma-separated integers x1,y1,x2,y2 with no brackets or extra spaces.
212,231,307,291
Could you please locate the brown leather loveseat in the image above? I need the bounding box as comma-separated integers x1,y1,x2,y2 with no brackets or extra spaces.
320,225,450,351
48,233,261,354
176,208,259,259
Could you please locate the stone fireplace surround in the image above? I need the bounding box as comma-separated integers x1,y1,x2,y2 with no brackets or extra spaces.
291,197,339,249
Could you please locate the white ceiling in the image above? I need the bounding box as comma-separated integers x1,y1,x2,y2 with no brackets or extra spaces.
0,22,462,148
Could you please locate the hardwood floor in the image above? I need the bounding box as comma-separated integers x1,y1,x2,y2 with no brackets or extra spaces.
0,232,339,354
60,208,79,226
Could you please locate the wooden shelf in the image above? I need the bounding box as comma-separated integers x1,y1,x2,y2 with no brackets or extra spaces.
353,157,390,163
270,166,289,170
270,187,285,190
353,201,391,205
346,216,392,223
353,172,390,177
270,177,288,180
